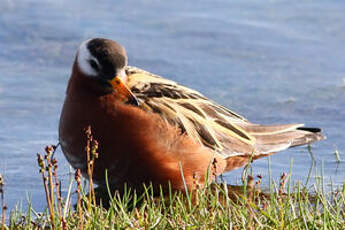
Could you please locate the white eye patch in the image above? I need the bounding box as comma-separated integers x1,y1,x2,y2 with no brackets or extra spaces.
77,39,100,77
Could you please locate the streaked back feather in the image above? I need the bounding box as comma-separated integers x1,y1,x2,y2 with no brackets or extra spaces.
126,66,324,159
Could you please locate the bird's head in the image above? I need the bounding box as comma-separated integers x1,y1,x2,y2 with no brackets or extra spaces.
74,38,139,106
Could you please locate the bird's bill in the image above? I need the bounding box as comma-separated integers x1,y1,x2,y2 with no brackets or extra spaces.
108,77,140,106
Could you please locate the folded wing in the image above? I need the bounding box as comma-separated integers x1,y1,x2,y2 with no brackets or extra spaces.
126,66,324,159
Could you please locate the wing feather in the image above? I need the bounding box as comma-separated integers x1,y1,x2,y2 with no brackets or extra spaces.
125,66,324,158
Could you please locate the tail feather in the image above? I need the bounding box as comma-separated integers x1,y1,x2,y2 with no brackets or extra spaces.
292,127,324,147
248,124,325,155
297,127,322,133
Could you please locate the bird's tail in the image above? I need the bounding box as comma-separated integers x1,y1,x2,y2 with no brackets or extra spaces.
224,124,324,172
248,124,325,154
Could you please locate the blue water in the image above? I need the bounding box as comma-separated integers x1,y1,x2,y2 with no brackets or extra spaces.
1,0,345,211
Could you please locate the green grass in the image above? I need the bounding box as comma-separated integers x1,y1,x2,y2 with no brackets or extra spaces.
3,173,345,229
1,139,345,229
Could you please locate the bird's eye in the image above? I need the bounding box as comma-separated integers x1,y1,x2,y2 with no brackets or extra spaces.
89,59,99,71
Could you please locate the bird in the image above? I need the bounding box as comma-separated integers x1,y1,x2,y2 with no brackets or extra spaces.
59,38,324,192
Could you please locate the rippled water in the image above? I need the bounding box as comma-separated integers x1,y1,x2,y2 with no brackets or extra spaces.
1,0,344,211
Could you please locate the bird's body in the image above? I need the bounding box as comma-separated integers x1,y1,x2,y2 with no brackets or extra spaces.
59,38,324,192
